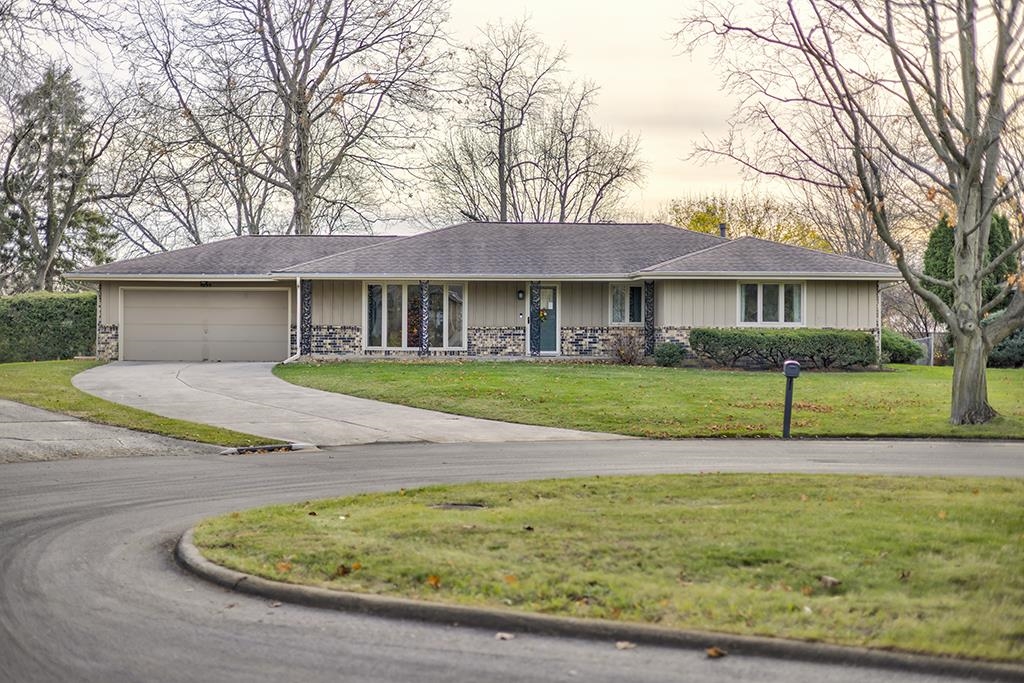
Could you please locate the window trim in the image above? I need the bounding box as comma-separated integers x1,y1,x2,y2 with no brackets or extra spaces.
608,282,645,326
363,281,468,350
736,281,806,327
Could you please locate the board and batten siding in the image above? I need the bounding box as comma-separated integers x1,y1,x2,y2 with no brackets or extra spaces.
656,280,738,328
99,280,297,326
467,281,523,327
560,281,607,327
805,281,877,329
311,281,361,326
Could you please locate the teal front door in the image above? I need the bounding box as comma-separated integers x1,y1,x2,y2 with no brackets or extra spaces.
539,286,558,353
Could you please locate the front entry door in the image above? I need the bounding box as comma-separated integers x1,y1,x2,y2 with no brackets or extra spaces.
539,286,558,353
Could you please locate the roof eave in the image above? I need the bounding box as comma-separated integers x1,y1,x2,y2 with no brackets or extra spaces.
64,273,280,281
636,271,904,281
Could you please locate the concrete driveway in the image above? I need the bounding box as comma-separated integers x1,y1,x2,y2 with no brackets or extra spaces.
0,399,220,463
73,362,627,447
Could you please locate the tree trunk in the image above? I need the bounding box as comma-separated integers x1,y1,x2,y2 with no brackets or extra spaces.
950,328,996,424
292,103,313,235
497,124,508,222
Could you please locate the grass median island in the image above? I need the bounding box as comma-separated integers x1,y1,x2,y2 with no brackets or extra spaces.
274,362,1024,439
0,360,273,447
194,474,1024,661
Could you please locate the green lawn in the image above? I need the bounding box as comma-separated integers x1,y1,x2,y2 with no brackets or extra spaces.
275,362,1024,439
194,474,1024,661
0,360,274,447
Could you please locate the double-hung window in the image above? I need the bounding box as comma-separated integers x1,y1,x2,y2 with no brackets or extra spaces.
739,282,803,325
366,283,466,349
610,284,643,325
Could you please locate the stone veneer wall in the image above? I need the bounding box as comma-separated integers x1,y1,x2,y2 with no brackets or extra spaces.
96,324,119,360
467,327,525,356
655,326,692,348
560,326,620,356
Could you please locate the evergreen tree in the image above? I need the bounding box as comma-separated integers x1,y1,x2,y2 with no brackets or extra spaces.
0,65,114,292
922,213,1015,319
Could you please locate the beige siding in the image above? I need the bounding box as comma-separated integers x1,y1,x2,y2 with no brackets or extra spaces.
560,281,607,326
312,280,361,326
101,280,297,326
468,281,524,327
657,280,737,327
806,281,877,329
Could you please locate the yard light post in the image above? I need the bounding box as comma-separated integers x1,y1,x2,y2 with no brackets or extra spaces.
782,360,800,439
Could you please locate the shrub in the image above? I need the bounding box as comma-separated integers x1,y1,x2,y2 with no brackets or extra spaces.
653,341,686,367
0,291,96,362
610,328,645,365
881,328,925,364
986,313,1024,368
689,327,877,369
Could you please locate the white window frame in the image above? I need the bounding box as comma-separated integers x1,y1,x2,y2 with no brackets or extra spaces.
737,281,806,327
363,281,468,350
608,282,644,326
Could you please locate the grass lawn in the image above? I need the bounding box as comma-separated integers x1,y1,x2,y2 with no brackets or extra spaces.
275,362,1024,439
0,360,274,447
194,474,1024,661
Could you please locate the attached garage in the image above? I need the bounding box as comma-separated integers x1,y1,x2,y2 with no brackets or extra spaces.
120,288,290,362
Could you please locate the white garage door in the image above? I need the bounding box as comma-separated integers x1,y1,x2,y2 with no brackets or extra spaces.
121,289,290,362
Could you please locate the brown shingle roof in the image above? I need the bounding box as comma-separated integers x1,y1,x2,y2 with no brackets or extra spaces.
280,222,726,277
640,237,901,278
68,235,395,277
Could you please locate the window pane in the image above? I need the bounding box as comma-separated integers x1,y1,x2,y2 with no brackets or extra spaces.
447,285,463,347
611,285,626,323
367,284,382,346
741,284,758,322
762,284,780,322
387,284,403,347
784,284,802,323
628,286,643,323
428,284,444,347
406,285,421,348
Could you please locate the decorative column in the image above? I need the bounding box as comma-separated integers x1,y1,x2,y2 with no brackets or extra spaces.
643,279,656,356
300,279,313,355
419,280,430,356
529,281,541,356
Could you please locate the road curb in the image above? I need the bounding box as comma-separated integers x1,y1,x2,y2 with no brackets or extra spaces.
176,528,1024,682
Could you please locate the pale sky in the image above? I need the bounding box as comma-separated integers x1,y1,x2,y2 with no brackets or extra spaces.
447,0,746,217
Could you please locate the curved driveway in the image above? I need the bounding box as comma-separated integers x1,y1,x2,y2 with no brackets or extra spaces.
73,362,626,446
2,440,1021,683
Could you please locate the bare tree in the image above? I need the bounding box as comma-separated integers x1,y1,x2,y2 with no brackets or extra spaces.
429,24,643,223
129,0,448,235
681,0,1024,424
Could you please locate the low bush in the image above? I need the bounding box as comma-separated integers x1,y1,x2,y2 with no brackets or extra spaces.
881,328,925,364
689,327,877,369
653,342,686,367
988,321,1024,368
610,328,645,365
0,292,96,362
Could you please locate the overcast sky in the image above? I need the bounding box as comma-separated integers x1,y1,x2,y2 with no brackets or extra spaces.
446,0,746,217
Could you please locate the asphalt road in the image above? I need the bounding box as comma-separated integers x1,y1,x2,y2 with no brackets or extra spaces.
1,439,1021,683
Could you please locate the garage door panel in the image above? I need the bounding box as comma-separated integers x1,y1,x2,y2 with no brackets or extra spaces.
121,289,289,361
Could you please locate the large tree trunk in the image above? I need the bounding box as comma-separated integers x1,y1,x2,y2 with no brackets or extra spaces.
291,107,313,235
950,328,996,424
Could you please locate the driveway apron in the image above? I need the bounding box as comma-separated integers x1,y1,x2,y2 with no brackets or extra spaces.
72,362,626,447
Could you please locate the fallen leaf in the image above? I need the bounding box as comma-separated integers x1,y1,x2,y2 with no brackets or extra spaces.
495,632,515,641
351,561,362,571
799,494,809,502
706,646,727,658
522,525,534,532
504,574,519,586
615,641,636,650
800,585,814,596
426,574,441,589
938,510,947,520
899,570,912,582
399,488,406,496
275,561,293,573
308,511,317,516
269,601,282,608
335,564,351,577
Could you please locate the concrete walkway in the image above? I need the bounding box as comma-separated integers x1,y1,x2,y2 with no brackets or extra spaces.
0,399,220,463
73,362,628,447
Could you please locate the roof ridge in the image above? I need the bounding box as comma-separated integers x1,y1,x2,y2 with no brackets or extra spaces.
636,234,733,273
277,222,471,273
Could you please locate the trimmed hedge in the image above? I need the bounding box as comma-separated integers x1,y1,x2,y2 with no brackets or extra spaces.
0,292,96,362
881,328,925,364
689,327,878,369
653,341,686,367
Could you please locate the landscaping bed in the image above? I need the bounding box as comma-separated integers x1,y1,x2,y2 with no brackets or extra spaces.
193,474,1024,661
275,362,1024,439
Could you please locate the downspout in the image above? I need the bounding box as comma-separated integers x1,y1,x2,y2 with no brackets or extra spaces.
283,275,302,363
